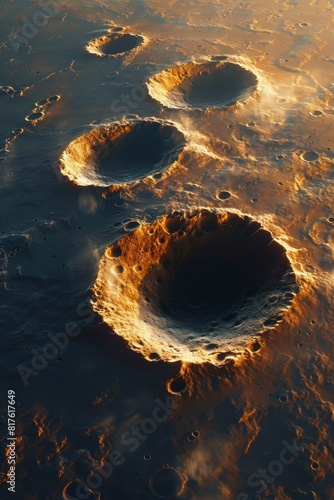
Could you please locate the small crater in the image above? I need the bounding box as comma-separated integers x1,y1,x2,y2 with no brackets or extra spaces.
48,95,60,103
251,341,261,352
149,353,160,361
86,32,145,57
218,191,231,201
125,221,141,231
26,112,44,122
111,245,122,259
309,110,323,117
300,151,319,162
62,480,95,500
167,376,187,395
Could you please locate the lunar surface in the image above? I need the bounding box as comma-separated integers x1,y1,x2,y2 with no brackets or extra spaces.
0,0,333,499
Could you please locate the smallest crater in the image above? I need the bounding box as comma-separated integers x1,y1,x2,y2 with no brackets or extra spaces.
86,32,145,57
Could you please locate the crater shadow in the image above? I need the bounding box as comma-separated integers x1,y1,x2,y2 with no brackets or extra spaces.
139,211,297,336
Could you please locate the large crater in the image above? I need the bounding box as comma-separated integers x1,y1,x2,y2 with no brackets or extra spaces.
86,32,145,57
146,59,258,110
92,210,298,364
149,467,185,498
59,120,187,188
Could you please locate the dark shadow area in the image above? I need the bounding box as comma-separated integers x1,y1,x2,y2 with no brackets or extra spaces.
139,211,297,336
150,467,184,498
98,121,186,183
179,62,258,109
100,33,144,55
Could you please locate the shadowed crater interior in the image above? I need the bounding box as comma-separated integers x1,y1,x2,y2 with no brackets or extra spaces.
147,60,258,110
140,211,297,330
59,120,187,188
92,210,298,364
149,467,184,498
86,32,144,57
